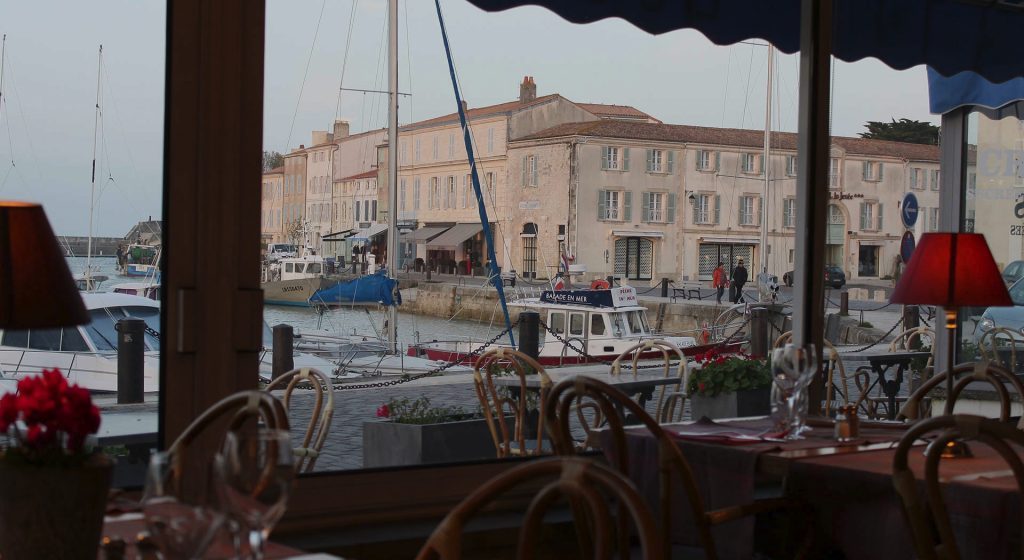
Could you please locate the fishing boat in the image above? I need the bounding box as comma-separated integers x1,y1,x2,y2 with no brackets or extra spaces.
111,281,160,300
262,254,335,306
121,243,160,278
407,286,709,366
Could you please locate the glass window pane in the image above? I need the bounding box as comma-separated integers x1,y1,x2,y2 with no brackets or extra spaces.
28,329,62,351
60,328,90,352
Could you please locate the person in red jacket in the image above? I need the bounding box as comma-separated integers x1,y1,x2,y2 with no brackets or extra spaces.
712,261,727,304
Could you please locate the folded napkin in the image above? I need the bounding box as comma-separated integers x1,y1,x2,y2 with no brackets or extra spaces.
668,416,785,445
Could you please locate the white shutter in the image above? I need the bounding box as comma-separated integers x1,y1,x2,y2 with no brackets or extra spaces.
532,156,539,187
623,148,630,171
666,193,676,223
598,190,607,220
601,147,609,170
714,195,721,224
623,191,632,221
877,203,884,230
645,149,653,172
521,157,527,186
641,192,651,222
667,151,675,173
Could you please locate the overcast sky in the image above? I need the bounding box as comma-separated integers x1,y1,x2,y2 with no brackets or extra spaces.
0,0,937,236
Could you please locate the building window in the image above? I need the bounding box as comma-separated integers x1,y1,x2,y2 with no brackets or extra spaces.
448,133,454,159
930,169,940,191
487,128,494,154
432,136,438,160
601,146,628,170
739,195,758,226
696,150,716,172
598,190,632,221
911,168,924,189
521,223,538,278
485,171,495,195
859,201,884,231
862,161,883,181
447,176,456,209
786,155,798,177
829,157,840,187
400,179,407,211
414,178,421,210
642,192,675,223
371,200,377,221
928,207,940,231
693,193,719,225
523,155,538,187
783,198,796,228
415,138,421,162
741,153,758,174
646,149,663,173
614,238,654,281
355,200,360,222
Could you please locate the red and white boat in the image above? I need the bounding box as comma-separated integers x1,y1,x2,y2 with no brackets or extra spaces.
408,286,724,367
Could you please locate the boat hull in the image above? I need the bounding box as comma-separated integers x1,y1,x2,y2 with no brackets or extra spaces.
262,277,333,306
407,340,738,367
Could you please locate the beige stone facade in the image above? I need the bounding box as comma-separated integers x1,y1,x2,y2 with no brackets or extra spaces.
261,167,284,244
282,149,307,246
304,132,335,253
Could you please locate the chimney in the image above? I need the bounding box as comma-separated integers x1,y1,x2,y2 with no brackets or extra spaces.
461,100,468,113
311,130,330,145
519,76,536,103
333,120,350,139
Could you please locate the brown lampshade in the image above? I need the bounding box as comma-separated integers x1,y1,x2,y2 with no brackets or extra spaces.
890,232,1012,308
0,202,90,328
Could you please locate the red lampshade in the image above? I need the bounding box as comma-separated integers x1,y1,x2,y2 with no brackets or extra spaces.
890,232,1012,308
0,202,90,328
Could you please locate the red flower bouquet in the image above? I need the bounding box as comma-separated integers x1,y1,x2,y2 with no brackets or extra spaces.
0,369,101,464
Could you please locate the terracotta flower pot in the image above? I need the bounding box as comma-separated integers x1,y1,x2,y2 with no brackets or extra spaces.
0,454,113,560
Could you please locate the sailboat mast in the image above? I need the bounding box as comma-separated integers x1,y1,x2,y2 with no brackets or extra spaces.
0,35,7,129
760,45,773,284
386,0,399,354
87,45,102,286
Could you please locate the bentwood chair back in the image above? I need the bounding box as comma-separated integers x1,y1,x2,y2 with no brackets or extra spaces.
473,348,552,458
610,339,687,423
545,377,800,560
892,414,1024,560
899,361,1024,429
978,327,1020,372
775,331,849,415
414,457,664,560
263,367,334,472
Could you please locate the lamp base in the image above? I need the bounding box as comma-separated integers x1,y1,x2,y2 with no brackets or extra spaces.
926,439,973,459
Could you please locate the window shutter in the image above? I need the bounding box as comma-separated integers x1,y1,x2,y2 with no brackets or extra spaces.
714,195,721,224
462,175,467,207
695,150,702,171
757,196,762,225
624,191,632,221
666,193,676,223
692,197,700,224
738,200,745,224
859,202,868,230
645,149,653,172
601,147,609,170
598,190,607,220
532,156,539,186
715,151,721,171
623,148,630,171
877,203,884,230
641,192,651,222
521,157,527,186
863,161,870,180
667,151,675,173
878,163,884,181
758,155,765,175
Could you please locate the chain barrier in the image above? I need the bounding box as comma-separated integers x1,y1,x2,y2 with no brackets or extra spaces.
838,315,905,354
144,326,160,339
825,295,894,312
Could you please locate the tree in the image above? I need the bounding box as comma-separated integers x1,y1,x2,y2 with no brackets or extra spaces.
262,150,284,172
858,118,939,145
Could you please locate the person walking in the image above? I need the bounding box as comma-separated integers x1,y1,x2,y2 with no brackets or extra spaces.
731,258,748,304
712,261,727,304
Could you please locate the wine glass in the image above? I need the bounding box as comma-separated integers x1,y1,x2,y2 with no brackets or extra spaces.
142,451,225,560
214,429,295,560
770,344,817,439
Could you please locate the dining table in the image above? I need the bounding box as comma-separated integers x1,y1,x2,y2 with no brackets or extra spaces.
606,415,1021,559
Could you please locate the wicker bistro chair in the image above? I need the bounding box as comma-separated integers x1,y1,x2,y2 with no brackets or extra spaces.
263,367,334,473
473,348,553,458
892,415,1024,560
774,331,851,416
414,457,664,560
978,327,1020,372
545,376,805,560
609,339,687,424
897,361,1024,429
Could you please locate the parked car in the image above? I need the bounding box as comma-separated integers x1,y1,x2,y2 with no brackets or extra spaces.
782,265,846,289
975,277,1024,345
1003,260,1024,286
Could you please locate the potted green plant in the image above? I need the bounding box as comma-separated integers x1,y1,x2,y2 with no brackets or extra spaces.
0,369,110,560
687,349,772,420
362,396,511,468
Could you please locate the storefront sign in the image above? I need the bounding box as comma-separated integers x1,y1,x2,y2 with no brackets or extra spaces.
829,191,865,200
901,192,919,228
519,200,541,210
540,286,638,308
900,230,916,264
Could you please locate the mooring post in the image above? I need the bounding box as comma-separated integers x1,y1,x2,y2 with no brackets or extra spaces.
115,318,145,404
750,308,769,359
661,278,670,298
272,324,294,379
840,292,849,315
518,311,540,363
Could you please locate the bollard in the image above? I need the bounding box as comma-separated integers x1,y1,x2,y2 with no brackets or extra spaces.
518,311,541,363
840,292,849,315
661,278,670,298
272,324,294,380
115,318,145,404
903,306,921,349
606,275,615,287
749,308,769,359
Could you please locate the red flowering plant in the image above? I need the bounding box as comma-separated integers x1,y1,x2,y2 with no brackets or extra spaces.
375,396,469,425
686,347,770,398
0,369,102,465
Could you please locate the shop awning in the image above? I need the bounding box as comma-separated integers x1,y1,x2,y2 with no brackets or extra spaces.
612,230,665,239
427,223,484,249
466,0,1024,84
401,226,451,243
321,229,356,242
349,223,388,242
699,237,759,245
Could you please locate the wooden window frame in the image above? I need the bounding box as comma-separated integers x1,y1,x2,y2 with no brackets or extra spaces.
164,0,530,536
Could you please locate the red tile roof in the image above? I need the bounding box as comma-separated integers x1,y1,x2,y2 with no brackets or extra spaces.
576,103,659,122
264,166,284,175
401,94,562,131
340,169,378,181
516,121,939,161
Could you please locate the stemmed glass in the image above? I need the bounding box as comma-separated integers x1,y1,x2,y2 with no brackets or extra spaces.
214,429,295,560
770,344,818,439
142,451,225,560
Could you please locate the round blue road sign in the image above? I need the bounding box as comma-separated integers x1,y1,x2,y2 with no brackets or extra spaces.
900,230,916,263
901,192,919,228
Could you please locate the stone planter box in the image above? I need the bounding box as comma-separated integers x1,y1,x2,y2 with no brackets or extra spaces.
363,415,517,468
689,387,771,420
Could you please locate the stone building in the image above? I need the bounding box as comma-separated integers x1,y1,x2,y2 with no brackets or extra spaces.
304,131,336,252
261,166,284,244
282,148,307,245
